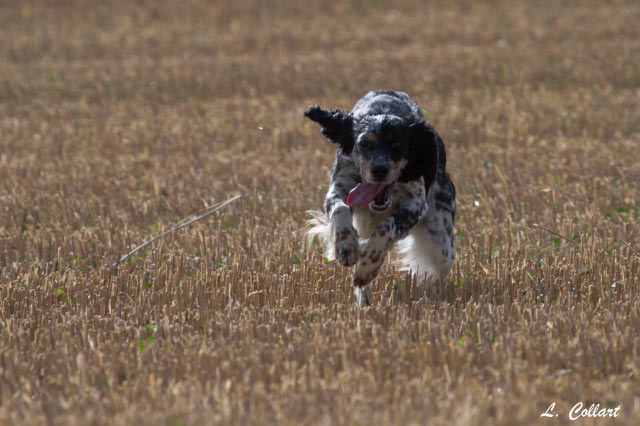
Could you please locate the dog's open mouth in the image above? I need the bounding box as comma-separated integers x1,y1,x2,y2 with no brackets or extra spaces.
347,182,394,212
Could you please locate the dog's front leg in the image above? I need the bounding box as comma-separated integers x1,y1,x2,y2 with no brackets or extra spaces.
353,183,427,287
325,158,360,267
328,201,359,266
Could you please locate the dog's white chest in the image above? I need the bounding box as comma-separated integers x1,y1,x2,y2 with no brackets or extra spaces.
351,204,394,239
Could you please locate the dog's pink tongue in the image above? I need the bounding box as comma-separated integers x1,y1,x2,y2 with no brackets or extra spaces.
347,183,386,208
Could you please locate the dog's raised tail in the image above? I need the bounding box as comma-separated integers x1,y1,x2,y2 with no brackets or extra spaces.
305,210,335,261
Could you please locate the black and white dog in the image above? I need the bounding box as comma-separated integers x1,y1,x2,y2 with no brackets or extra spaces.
305,90,456,306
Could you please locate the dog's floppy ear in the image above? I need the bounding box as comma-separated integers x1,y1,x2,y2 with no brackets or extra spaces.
304,105,354,154
400,120,439,185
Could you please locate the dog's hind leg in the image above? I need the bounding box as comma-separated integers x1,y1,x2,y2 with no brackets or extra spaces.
396,184,455,294
354,285,372,308
397,221,453,287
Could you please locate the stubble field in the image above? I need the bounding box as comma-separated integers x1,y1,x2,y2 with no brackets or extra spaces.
1,1,639,424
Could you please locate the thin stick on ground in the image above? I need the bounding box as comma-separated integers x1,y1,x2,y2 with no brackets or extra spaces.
111,194,242,268
530,223,578,245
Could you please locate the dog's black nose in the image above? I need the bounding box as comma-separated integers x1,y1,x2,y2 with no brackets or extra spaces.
371,164,389,181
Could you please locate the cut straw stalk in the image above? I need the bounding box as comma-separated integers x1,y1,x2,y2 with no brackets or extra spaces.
111,194,242,268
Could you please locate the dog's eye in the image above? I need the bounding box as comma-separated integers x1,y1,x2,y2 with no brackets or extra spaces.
359,140,370,149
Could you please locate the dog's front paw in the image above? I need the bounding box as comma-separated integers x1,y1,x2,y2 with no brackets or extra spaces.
334,227,359,267
352,249,384,287
353,243,385,287
352,224,392,287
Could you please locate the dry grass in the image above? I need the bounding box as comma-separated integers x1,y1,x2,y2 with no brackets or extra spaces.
1,1,639,425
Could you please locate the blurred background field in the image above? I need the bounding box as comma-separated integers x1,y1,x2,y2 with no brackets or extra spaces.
1,1,639,424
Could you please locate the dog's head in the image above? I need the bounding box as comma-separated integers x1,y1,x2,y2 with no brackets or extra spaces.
304,104,438,211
